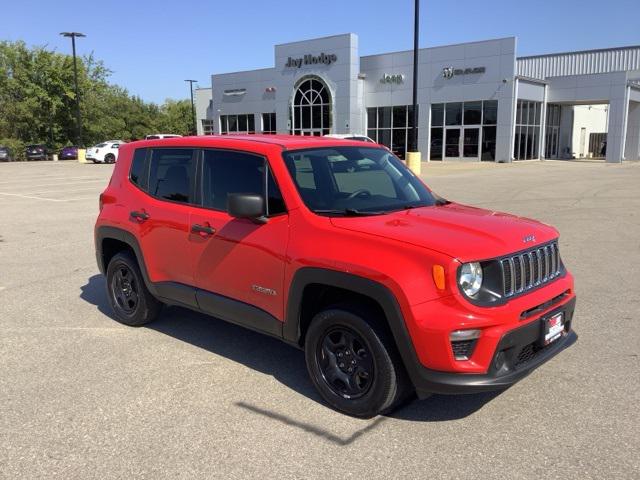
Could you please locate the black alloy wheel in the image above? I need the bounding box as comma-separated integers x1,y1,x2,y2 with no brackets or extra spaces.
110,264,139,315
317,326,374,399
105,251,161,326
305,307,412,417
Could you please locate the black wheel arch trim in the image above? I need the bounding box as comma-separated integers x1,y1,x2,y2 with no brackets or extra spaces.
95,225,159,297
283,267,426,391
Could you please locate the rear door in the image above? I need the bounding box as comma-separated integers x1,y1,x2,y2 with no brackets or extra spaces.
189,148,289,321
130,147,197,288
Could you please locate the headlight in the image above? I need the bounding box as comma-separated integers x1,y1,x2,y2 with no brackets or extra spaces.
459,262,483,297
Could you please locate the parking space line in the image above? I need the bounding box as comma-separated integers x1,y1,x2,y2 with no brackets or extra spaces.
0,175,107,185
15,186,102,195
0,192,65,202
1,179,106,189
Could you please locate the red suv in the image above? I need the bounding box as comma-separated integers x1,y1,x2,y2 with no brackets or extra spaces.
95,135,576,417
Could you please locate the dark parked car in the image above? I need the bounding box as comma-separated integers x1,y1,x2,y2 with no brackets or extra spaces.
59,146,78,160
0,146,13,162
25,144,48,161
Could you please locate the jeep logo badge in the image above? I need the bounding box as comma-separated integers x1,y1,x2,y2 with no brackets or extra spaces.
522,234,536,243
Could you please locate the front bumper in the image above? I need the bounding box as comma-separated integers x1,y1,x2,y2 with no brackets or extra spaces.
411,296,576,396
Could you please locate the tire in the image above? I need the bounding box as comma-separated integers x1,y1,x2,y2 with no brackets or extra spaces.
106,251,162,326
105,154,115,164
305,306,412,418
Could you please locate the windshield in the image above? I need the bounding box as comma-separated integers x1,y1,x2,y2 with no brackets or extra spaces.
282,146,436,215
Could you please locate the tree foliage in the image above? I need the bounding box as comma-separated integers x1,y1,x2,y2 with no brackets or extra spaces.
0,41,193,157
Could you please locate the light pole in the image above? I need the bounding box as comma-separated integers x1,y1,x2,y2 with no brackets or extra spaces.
184,79,198,135
60,32,86,146
407,0,421,174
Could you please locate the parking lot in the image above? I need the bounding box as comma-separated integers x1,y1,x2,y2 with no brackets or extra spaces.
1,159,639,479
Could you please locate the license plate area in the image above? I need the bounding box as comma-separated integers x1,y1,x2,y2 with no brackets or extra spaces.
542,312,564,346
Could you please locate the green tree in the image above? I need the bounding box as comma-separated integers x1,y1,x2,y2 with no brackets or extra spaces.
0,40,195,155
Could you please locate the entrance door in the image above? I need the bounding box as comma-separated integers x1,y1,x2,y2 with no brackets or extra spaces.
462,128,480,160
445,128,460,159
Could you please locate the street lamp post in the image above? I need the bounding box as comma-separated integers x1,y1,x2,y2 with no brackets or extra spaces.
184,79,198,135
60,32,86,147
406,0,421,174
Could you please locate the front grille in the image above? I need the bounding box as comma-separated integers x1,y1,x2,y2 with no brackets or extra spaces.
500,242,561,297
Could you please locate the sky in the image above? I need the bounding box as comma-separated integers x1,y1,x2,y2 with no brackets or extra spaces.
3,0,639,104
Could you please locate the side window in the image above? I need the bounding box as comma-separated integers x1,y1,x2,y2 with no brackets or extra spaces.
202,150,264,211
148,148,195,204
129,148,148,190
201,150,286,216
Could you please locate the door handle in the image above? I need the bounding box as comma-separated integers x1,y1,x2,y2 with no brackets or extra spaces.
130,210,149,221
191,224,216,235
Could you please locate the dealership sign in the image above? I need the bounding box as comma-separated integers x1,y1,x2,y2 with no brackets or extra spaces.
442,66,486,79
285,53,337,68
380,73,405,84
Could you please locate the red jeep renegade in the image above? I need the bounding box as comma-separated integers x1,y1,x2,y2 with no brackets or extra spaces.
95,135,576,417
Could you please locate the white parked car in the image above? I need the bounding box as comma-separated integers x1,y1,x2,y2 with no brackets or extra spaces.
144,134,183,140
86,141,125,164
324,133,376,143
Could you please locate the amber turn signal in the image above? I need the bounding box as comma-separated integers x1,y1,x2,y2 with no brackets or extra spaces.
432,265,446,290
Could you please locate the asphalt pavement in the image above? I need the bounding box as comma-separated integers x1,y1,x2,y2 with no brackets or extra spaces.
0,159,638,479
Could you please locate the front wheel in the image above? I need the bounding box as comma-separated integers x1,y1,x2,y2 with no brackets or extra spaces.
305,307,412,417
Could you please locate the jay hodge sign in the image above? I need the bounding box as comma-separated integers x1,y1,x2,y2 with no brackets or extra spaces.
285,53,338,68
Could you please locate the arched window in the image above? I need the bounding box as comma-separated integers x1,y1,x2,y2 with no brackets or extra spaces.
291,77,331,136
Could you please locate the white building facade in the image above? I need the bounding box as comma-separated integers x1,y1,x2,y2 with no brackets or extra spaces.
198,34,640,163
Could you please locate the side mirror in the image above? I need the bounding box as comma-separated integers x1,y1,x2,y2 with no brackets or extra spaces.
227,193,267,223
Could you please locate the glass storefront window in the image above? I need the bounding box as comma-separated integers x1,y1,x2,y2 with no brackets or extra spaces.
367,105,418,159
463,102,482,125
431,103,444,126
262,113,276,134
378,107,392,129
430,100,499,160
483,100,498,125
445,103,462,126
393,106,407,128
367,109,377,129
481,126,496,161
430,127,443,160
514,100,542,160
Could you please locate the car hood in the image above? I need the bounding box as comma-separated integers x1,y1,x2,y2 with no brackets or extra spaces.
329,202,558,262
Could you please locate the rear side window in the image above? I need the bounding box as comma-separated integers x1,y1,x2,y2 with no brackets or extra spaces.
129,148,148,190
148,149,195,204
202,150,286,215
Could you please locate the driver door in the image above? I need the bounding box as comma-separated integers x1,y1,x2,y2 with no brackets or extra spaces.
189,149,289,321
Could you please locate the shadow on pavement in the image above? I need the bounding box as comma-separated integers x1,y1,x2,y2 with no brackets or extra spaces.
81,274,501,441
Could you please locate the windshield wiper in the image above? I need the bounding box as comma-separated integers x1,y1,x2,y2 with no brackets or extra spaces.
313,208,388,216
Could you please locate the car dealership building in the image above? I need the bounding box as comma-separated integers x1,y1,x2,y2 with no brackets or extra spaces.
196,34,640,163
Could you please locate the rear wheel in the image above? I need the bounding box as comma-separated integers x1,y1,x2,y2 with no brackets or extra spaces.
105,153,115,164
106,251,161,326
305,306,412,417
